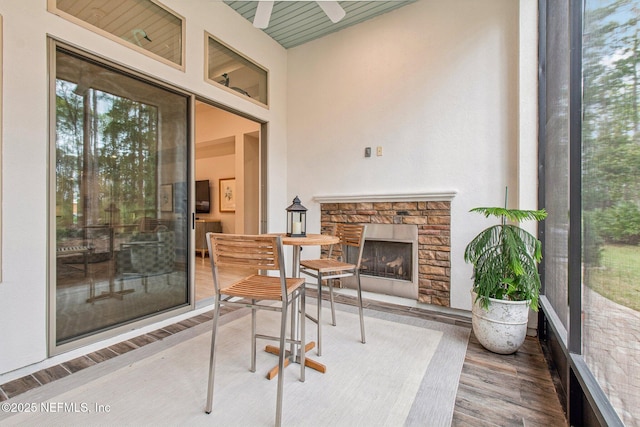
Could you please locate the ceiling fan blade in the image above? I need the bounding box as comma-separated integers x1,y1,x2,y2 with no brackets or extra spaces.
317,1,346,23
253,1,274,29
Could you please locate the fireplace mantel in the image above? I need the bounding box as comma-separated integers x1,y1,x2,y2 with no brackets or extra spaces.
313,191,457,204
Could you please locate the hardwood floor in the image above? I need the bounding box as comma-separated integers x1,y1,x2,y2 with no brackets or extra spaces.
194,262,249,301
452,333,567,426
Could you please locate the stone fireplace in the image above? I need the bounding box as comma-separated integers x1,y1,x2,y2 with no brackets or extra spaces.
316,192,453,307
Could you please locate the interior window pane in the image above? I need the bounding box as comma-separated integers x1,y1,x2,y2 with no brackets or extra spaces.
55,48,189,344
206,35,268,106
582,1,640,424
51,0,183,67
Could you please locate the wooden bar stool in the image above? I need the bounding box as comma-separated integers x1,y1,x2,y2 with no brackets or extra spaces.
299,223,367,356
204,233,306,427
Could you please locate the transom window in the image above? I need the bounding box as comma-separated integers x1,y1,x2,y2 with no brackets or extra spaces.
205,33,269,107
48,0,184,69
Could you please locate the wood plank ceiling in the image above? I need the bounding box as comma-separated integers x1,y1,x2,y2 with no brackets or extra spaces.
223,1,417,49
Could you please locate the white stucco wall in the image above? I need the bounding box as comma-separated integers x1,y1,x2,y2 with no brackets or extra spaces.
0,0,287,377
287,0,538,311
0,0,538,379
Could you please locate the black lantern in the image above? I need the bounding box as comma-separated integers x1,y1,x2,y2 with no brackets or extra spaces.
286,196,307,237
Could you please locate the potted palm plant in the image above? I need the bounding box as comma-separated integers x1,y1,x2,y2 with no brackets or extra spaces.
463,191,547,354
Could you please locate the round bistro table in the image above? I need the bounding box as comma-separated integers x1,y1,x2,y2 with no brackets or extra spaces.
264,233,340,378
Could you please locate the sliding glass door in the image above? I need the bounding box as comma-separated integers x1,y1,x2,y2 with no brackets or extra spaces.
52,44,190,347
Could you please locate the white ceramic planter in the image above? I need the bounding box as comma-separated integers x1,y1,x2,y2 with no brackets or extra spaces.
471,291,531,354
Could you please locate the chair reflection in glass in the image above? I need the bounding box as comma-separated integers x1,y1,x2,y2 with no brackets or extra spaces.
299,223,367,356
204,233,306,427
116,228,175,292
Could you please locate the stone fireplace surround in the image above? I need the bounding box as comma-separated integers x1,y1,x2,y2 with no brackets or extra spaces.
315,192,454,307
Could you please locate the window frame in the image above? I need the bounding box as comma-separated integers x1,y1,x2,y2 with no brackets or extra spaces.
48,37,194,356
47,0,186,71
204,32,269,109
538,1,627,425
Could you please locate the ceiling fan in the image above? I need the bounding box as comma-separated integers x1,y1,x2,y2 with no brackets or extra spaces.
253,1,346,29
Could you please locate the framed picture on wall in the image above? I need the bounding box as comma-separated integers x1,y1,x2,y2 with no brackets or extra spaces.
219,178,236,212
160,184,173,212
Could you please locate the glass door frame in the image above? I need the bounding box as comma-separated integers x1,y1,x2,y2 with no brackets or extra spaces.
48,38,195,355
47,39,269,356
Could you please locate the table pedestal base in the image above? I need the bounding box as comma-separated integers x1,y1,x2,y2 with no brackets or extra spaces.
264,342,326,380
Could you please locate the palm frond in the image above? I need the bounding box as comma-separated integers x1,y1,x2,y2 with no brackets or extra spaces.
470,206,547,223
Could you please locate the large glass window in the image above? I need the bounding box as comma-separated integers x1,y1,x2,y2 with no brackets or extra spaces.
582,2,640,424
53,45,189,346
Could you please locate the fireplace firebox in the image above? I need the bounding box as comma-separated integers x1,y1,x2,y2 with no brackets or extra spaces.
343,223,418,300
360,240,412,282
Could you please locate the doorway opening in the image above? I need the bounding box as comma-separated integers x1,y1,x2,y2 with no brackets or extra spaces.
194,101,263,302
